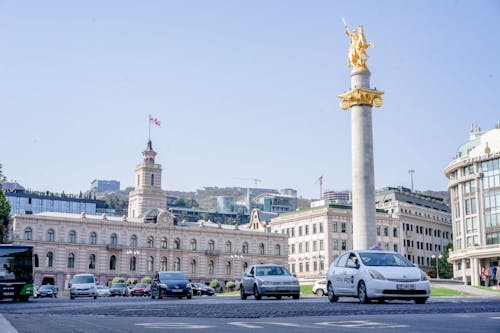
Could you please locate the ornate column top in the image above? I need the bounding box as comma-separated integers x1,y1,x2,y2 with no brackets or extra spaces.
338,87,384,110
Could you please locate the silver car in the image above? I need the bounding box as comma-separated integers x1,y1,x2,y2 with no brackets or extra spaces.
240,264,300,300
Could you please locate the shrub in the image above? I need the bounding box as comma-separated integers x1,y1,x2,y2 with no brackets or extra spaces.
111,277,125,285
126,278,138,286
141,276,152,284
225,281,236,291
209,279,220,289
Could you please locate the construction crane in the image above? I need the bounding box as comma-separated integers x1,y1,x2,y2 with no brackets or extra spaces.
315,175,323,199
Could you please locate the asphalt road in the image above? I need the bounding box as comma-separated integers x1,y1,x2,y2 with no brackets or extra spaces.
1,295,500,332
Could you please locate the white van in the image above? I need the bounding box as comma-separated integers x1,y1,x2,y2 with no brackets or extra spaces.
69,274,97,300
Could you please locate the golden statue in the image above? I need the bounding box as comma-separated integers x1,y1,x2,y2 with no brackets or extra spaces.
343,18,374,71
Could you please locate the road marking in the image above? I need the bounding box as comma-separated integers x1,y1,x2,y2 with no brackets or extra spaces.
454,314,477,318
317,320,408,329
228,322,321,329
489,317,500,320
0,314,19,333
135,323,213,329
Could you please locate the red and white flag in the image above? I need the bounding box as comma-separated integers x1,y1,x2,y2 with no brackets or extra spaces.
149,115,161,127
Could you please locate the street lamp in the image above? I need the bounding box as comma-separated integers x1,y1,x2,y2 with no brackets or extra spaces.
431,254,443,279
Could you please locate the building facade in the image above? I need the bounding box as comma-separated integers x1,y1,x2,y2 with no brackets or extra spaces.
8,141,288,290
375,187,452,275
269,202,399,280
90,180,120,193
446,126,500,286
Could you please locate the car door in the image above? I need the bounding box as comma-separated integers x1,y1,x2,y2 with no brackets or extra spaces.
332,253,349,295
343,252,361,296
242,266,255,293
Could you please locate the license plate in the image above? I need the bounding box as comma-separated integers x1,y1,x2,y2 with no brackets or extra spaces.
396,284,415,290
4,292,14,296
172,289,182,292
276,287,288,291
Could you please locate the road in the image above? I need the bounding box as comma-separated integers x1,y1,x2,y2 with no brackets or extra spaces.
1,295,500,332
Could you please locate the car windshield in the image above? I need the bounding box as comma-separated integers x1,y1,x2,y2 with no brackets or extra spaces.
255,266,291,276
359,252,414,267
97,285,107,289
112,283,125,288
159,272,186,280
195,283,206,287
134,283,147,288
39,285,53,290
72,275,94,283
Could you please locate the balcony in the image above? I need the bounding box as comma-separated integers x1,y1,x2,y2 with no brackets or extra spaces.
204,249,220,256
106,244,123,251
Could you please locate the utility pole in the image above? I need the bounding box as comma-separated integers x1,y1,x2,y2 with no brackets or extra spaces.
408,169,415,192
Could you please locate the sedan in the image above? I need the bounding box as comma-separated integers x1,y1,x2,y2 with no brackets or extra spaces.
35,285,57,298
240,264,300,300
312,279,327,296
326,250,430,304
130,283,148,296
151,271,192,299
109,283,128,297
96,285,111,297
189,283,215,296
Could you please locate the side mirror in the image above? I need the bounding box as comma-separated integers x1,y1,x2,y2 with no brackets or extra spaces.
292,274,297,278
347,260,359,269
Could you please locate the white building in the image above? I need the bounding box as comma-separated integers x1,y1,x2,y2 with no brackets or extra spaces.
446,125,500,286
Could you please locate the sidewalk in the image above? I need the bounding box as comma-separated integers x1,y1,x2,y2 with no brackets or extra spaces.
431,280,500,297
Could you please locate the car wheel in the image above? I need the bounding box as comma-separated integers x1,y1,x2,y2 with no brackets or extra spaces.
276,296,282,300
292,294,300,300
93,296,97,300
70,295,75,300
316,289,324,297
253,285,262,300
358,281,370,304
240,287,247,300
415,298,427,304
187,294,192,299
327,282,338,302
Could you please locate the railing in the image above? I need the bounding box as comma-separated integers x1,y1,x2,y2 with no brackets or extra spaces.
106,244,123,251
204,249,220,256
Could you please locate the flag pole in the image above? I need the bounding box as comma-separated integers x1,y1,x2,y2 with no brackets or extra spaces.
148,115,151,141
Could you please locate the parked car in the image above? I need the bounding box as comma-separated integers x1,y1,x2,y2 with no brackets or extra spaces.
35,285,57,298
144,284,151,296
109,282,129,296
130,283,148,296
69,274,97,300
240,264,300,300
189,283,215,296
312,279,327,296
151,271,192,299
326,250,430,304
96,285,111,297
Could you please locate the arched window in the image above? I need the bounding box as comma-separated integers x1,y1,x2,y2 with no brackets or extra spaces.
259,243,265,255
89,232,97,245
68,230,76,243
174,238,181,250
46,252,53,268
67,253,75,269
24,227,32,240
160,237,167,249
242,242,249,254
191,239,197,251
161,257,168,271
274,244,281,256
147,236,154,248
209,260,215,275
110,233,118,246
191,259,196,274
225,241,232,253
130,256,136,271
148,256,154,272
226,261,232,275
47,229,55,242
89,254,96,269
110,255,116,270
130,235,138,247
174,257,181,271
151,174,154,186
208,240,215,251
243,262,248,272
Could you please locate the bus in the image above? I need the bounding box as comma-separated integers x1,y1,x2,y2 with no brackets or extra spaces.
0,245,35,301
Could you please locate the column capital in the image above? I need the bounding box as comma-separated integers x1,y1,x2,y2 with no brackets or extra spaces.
338,87,384,110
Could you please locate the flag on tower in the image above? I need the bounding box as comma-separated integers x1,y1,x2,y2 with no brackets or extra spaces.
149,115,161,127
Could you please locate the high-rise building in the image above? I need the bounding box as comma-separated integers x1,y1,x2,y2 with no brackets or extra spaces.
446,125,500,286
90,180,120,193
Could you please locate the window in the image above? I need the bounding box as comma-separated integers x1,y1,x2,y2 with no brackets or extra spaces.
393,228,398,237
299,243,303,253
47,229,55,242
341,240,347,250
320,239,324,250
24,227,32,240
333,223,338,232
68,230,76,243
313,224,317,234
291,263,296,273
174,257,181,271
130,256,136,271
151,174,154,186
299,226,303,236
332,239,338,250
148,256,154,272
110,255,116,270
209,260,215,275
67,253,75,269
319,223,324,233
291,227,295,237
242,242,249,254
299,263,303,272
274,244,281,256
225,241,232,253
465,198,477,215
130,235,138,247
46,251,53,268
341,223,346,233
291,244,295,253
161,257,167,271
110,233,118,246
191,259,197,274
313,240,318,251
305,241,310,252
383,227,388,237
208,240,215,251
161,237,167,248
190,239,197,251
305,262,310,272
305,225,309,235
258,243,265,255
376,226,380,236
174,238,181,250
89,232,97,245
147,236,154,248
226,261,232,275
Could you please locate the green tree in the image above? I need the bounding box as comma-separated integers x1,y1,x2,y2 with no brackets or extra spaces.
225,281,236,291
209,279,220,290
0,190,11,243
141,276,152,284
111,277,125,285
440,242,454,279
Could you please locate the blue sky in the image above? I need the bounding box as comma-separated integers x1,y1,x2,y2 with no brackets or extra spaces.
1,0,499,199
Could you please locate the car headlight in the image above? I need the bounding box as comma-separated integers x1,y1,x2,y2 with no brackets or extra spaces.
159,283,166,289
292,280,300,285
420,271,429,281
70,287,76,291
368,270,386,280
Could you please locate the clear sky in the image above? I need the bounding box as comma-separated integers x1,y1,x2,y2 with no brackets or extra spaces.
1,0,499,199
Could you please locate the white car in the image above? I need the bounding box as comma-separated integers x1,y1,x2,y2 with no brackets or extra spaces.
96,285,111,297
326,250,430,304
312,279,327,296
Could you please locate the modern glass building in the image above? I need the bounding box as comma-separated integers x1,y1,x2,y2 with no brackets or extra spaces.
446,125,500,286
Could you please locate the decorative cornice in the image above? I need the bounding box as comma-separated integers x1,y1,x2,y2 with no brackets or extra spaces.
338,87,384,110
